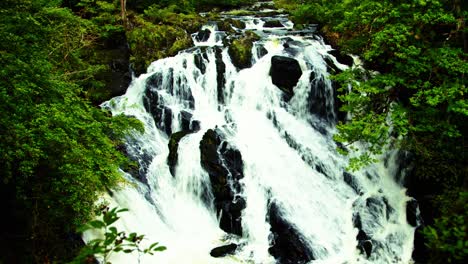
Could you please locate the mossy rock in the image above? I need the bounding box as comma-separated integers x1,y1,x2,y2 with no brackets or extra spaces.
228,31,260,69
263,20,283,28
217,18,246,33
167,131,191,176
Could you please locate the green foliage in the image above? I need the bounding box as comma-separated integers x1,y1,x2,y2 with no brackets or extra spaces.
278,1,467,262
0,0,142,262
71,207,166,264
126,12,196,74
422,191,468,263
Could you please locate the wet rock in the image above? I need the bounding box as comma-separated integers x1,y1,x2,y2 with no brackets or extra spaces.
329,49,353,67
270,56,302,100
406,199,421,227
358,240,373,258
264,20,283,28
196,28,211,42
180,110,193,132
308,71,332,121
200,129,245,235
324,56,342,74
146,72,163,89
167,131,191,176
218,19,246,33
191,120,201,132
119,140,154,184
256,44,268,59
228,31,260,69
268,203,315,263
215,47,226,104
210,243,238,257
163,107,173,135
194,52,207,74
353,214,372,258
143,87,161,121
343,171,363,194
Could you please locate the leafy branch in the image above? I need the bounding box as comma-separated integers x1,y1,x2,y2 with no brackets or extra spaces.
70,207,166,264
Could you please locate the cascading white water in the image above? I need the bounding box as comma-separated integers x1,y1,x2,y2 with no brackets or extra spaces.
95,9,416,264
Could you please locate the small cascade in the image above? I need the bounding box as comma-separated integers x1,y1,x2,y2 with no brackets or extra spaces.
98,4,416,264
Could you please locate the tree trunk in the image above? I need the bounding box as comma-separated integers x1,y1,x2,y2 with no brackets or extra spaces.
120,0,126,27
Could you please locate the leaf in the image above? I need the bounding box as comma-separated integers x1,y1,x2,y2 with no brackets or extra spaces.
153,246,167,252
88,220,106,229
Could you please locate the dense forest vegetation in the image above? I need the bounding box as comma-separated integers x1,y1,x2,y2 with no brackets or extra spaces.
0,0,466,263
276,0,467,263
0,0,254,263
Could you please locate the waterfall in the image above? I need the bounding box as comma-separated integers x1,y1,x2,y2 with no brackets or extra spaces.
97,9,416,264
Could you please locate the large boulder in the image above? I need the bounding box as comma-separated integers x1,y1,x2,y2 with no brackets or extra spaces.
195,28,211,42
269,56,302,100
268,203,314,263
210,243,238,258
200,129,245,235
228,31,260,69
263,19,283,28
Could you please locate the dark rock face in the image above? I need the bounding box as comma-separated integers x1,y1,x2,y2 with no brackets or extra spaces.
194,51,208,74
163,106,173,135
256,44,268,59
412,226,429,263
406,199,421,227
329,50,353,67
118,140,154,184
352,195,395,259
353,214,373,258
263,20,283,28
196,28,211,42
180,110,193,132
308,71,334,121
268,203,315,264
144,71,195,135
167,131,191,176
200,129,245,235
343,171,363,195
210,243,238,257
93,32,131,101
215,47,226,104
269,56,302,100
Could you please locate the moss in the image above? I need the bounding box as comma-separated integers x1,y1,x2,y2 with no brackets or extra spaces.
224,9,256,16
228,30,260,69
217,18,246,33
169,36,194,56
126,9,205,74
